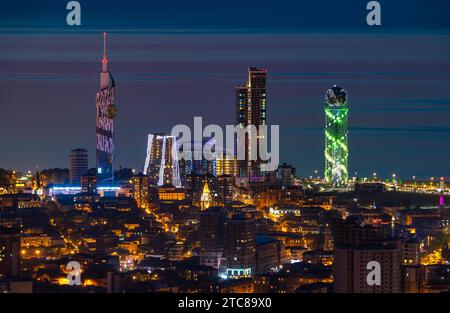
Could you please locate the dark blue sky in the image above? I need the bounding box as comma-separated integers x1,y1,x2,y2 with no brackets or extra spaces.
1,0,450,32
0,1,450,179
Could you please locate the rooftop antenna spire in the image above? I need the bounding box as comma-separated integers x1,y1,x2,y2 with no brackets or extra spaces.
101,32,108,72
103,32,107,55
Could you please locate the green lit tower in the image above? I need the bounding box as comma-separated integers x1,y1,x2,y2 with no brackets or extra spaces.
324,85,348,187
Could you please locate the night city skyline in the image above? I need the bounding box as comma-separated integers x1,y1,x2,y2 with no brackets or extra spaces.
1,0,450,300
0,1,450,179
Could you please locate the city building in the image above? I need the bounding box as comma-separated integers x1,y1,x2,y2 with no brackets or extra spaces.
276,163,296,187
0,228,20,280
179,138,216,180
255,236,282,274
81,175,97,194
332,217,389,246
333,218,401,293
334,245,401,293
186,173,217,207
158,185,186,202
143,134,182,187
96,32,116,183
217,175,234,206
324,85,348,187
216,153,237,176
224,213,256,278
69,148,88,184
236,67,267,181
132,174,150,209
199,207,226,269
402,240,420,266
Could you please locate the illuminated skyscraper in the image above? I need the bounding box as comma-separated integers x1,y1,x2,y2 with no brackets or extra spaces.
96,32,116,183
324,85,349,187
143,134,181,187
236,67,267,181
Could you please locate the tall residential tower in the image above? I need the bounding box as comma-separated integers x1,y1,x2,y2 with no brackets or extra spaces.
236,67,267,181
69,148,88,184
224,213,256,278
96,32,116,183
143,134,182,187
324,85,348,187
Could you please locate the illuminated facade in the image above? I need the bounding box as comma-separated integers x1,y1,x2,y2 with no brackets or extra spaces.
158,186,186,201
324,85,349,187
133,174,150,209
200,182,213,210
96,32,116,183
216,153,237,176
186,173,216,206
143,134,182,187
236,67,267,181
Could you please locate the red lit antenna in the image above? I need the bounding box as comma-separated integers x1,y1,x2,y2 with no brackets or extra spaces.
102,32,108,66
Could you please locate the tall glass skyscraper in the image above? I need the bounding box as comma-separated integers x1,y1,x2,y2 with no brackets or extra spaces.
236,67,267,181
96,33,116,183
324,85,349,187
